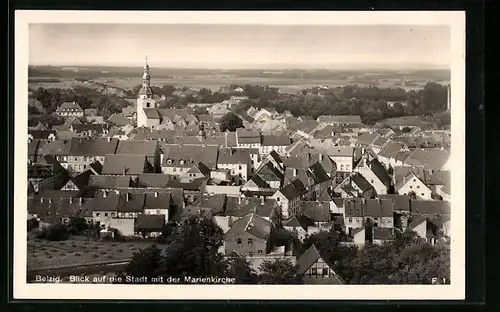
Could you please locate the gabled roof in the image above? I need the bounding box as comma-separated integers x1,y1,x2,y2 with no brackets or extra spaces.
143,108,161,119
410,200,451,216
116,140,157,157
350,173,374,192
57,101,83,112
37,139,72,156
217,148,249,165
101,154,147,175
357,132,380,146
107,113,132,127
190,194,227,215
224,197,277,219
277,179,307,200
68,138,119,156
226,213,272,240
137,173,176,188
296,244,343,284
300,201,331,222
378,141,404,158
69,169,94,190
257,162,284,182
261,135,291,147
344,198,364,217
162,144,218,169
135,214,166,230
379,194,410,212
88,175,132,189
366,158,392,188
364,199,393,218
244,174,272,189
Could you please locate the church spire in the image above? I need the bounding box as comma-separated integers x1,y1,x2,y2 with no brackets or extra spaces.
139,55,153,98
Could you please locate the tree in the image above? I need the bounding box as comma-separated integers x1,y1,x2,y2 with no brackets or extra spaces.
402,126,412,133
120,245,164,282
219,112,244,132
228,255,259,284
27,218,39,232
66,216,89,235
259,258,302,284
37,223,69,241
160,217,229,279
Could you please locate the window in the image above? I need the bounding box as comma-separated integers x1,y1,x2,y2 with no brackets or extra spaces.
237,238,242,245
111,213,115,217
258,250,263,254
238,165,242,170
277,197,280,202
322,268,329,276
173,168,176,172
421,193,424,196
416,185,420,189
413,179,416,182
409,185,413,189
371,179,374,183
311,268,317,276
104,213,108,217
96,213,100,217
348,217,352,223
248,238,253,247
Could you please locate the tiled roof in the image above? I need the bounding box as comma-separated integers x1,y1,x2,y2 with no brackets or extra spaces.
88,175,132,189
57,101,83,112
300,201,331,222
143,108,161,119
135,214,166,230
107,113,132,127
217,148,250,165
364,199,393,218
37,139,71,156
410,200,451,216
226,213,272,240
68,138,119,156
116,140,157,156
102,154,147,175
261,135,291,147
162,144,218,169
379,194,410,212
378,141,404,158
278,179,307,200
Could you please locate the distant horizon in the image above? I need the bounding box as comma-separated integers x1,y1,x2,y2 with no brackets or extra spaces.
29,62,450,71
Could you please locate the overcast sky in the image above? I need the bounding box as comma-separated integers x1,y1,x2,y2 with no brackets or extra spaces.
29,24,450,69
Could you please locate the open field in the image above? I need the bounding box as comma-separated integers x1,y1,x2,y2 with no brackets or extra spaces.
27,236,160,271
28,75,447,94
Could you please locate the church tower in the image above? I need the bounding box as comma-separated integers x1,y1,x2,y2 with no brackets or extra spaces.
137,55,156,128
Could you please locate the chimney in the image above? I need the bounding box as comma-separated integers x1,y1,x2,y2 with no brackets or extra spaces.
40,198,44,203
48,198,52,204
69,198,73,204
115,190,120,195
261,197,265,205
79,197,83,204
126,193,130,202
103,191,107,198
107,137,111,142
293,169,297,177
319,154,324,161
154,192,158,198
229,148,233,156
238,196,241,204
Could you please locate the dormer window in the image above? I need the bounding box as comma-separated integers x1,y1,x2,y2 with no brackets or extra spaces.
180,160,184,165
167,159,172,164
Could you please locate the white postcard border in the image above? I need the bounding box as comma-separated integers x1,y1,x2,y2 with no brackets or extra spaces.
14,10,466,300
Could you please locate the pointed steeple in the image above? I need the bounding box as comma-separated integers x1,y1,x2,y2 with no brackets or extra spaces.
139,54,153,98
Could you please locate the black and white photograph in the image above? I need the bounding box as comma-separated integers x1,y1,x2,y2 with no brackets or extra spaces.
14,11,465,300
